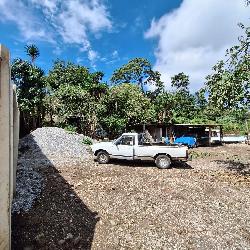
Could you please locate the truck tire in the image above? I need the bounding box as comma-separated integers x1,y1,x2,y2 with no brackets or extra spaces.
155,155,171,169
96,151,110,164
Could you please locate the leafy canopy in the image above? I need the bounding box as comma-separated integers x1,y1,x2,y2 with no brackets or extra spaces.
110,58,163,92
99,83,155,137
11,58,45,113
205,24,250,112
47,60,106,93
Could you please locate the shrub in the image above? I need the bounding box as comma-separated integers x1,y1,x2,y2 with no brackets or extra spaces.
64,125,77,133
82,136,93,145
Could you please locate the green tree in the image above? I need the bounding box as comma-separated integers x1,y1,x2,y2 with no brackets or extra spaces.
47,60,107,95
170,73,197,123
11,58,46,134
25,44,40,64
99,83,155,137
171,72,189,92
110,58,163,92
46,60,108,134
204,22,249,132
206,24,249,112
55,85,98,134
194,88,207,111
153,92,175,124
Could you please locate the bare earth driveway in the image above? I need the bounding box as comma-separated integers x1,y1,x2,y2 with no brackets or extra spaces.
12,128,250,249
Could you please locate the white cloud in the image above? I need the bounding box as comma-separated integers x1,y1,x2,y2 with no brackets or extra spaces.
52,46,63,56
88,49,99,61
131,16,144,33
0,0,49,41
145,0,250,91
76,57,84,64
0,0,112,65
56,0,112,45
31,0,58,13
112,50,119,58
88,49,100,69
104,49,120,65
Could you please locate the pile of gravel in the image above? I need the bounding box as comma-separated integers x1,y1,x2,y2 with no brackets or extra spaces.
12,127,91,214
20,127,90,162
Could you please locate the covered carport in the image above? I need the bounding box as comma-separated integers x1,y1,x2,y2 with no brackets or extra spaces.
130,123,223,146
171,124,223,146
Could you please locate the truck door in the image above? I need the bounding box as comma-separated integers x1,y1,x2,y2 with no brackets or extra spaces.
114,135,134,159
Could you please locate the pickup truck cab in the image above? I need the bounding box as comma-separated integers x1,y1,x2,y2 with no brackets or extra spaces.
91,133,189,169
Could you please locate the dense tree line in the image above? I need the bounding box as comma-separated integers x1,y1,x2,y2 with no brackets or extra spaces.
12,25,249,137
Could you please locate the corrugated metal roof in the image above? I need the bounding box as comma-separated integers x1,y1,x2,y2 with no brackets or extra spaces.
129,123,223,127
173,124,222,127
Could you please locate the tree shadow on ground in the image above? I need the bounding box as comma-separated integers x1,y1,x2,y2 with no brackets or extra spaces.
108,159,193,169
12,135,99,250
214,160,250,175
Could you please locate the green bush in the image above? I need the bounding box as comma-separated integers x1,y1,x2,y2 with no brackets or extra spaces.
82,136,93,145
64,125,77,133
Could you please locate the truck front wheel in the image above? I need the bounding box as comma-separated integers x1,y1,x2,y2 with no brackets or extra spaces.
96,151,110,164
155,155,171,169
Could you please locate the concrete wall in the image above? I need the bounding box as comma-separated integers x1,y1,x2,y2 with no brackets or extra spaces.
0,45,19,250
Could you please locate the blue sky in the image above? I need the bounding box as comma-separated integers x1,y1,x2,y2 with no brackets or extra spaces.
0,0,249,90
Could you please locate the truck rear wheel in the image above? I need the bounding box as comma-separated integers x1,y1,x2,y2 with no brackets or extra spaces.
155,155,171,169
96,151,110,164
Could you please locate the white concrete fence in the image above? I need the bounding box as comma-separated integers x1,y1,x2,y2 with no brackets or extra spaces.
0,45,19,250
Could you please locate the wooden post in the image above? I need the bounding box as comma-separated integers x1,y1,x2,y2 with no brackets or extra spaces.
169,125,174,144
246,120,249,134
219,125,222,144
208,126,212,146
159,127,162,142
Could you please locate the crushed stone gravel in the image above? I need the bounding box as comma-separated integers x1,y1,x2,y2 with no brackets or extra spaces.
12,163,43,214
12,127,90,214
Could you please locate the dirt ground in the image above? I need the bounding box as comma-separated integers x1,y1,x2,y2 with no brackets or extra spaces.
12,143,250,249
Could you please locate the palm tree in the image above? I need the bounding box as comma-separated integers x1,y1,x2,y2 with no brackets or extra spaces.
25,44,40,64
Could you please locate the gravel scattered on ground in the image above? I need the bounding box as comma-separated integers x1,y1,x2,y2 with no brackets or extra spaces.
12,130,250,249
12,127,90,214
12,163,43,214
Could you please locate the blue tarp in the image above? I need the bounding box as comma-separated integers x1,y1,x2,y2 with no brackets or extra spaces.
165,136,197,147
174,136,197,147
165,137,170,144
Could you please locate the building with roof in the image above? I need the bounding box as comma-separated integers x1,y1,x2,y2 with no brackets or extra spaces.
129,123,223,146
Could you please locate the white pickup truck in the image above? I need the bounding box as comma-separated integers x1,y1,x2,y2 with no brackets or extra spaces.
91,133,189,169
